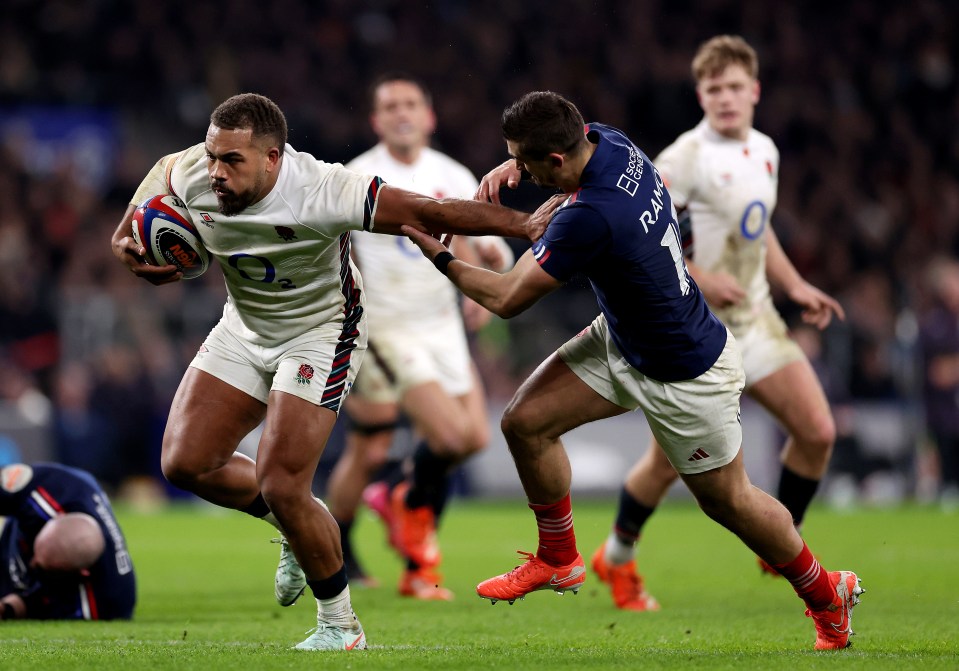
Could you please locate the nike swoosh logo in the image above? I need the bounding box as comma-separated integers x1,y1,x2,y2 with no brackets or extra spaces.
345,633,364,651
548,566,585,587
829,579,852,634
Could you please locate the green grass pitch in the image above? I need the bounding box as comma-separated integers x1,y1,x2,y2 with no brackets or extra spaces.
1,499,956,670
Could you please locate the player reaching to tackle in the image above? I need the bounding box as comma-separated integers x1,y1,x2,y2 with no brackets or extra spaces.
586,35,846,613
406,90,863,650
111,93,554,651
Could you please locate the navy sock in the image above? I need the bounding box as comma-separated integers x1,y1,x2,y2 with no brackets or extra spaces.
614,486,656,543
307,566,349,600
239,493,271,519
777,466,820,528
405,442,454,511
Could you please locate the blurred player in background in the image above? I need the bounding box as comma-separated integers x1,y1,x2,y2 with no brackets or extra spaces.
590,35,846,612
919,257,959,511
0,462,136,621
110,93,549,650
325,73,513,600
412,90,862,650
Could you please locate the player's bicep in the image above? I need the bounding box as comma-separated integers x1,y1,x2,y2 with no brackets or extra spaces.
369,184,432,236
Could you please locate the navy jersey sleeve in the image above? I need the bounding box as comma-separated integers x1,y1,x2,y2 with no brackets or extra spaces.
531,202,610,281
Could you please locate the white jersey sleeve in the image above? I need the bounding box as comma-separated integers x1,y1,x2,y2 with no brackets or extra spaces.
168,144,376,345
653,128,702,208
346,144,478,329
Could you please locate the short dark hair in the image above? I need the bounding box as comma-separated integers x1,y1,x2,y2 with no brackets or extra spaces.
210,93,288,149
501,91,586,160
368,72,433,110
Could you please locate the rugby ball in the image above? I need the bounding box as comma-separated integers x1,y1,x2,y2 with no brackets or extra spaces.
132,194,210,279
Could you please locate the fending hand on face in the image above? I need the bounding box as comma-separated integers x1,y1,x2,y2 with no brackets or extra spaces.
474,159,523,205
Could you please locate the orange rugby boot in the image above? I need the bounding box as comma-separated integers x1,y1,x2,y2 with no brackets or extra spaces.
590,545,660,611
398,566,454,601
805,570,864,650
390,482,441,568
476,550,586,605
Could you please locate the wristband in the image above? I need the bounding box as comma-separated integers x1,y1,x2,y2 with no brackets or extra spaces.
433,251,456,276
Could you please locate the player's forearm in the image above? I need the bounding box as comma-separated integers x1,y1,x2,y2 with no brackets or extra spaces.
420,197,530,239
764,228,804,293
375,186,531,239
445,261,535,319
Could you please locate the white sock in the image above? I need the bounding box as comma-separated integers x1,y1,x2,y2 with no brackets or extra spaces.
262,512,283,532
317,585,359,630
604,532,637,566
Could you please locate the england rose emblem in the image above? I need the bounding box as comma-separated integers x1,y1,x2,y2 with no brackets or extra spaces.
295,363,315,386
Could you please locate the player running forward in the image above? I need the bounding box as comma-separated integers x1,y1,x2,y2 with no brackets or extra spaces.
406,91,863,651
111,93,555,651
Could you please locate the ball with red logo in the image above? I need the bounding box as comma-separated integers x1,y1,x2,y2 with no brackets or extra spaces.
132,194,210,279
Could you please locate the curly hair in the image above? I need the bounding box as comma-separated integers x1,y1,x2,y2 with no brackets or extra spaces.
210,93,288,149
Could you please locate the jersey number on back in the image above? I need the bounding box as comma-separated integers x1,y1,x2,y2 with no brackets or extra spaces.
660,221,691,296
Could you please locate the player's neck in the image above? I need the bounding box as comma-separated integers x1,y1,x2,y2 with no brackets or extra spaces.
385,143,424,165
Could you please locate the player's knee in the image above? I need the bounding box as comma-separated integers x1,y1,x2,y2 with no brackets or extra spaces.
500,401,543,444
795,413,836,454
159,451,200,490
258,473,304,514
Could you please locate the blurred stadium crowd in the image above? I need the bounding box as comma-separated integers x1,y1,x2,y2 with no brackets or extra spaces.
0,0,956,505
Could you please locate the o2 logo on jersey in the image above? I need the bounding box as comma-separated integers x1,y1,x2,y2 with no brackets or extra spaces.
228,253,297,290
740,200,767,240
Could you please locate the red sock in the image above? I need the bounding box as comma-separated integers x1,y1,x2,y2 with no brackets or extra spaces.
529,493,578,566
773,542,834,611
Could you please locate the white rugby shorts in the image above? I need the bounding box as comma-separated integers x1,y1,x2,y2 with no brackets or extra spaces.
189,316,366,413
730,305,805,386
558,313,745,475
351,316,473,404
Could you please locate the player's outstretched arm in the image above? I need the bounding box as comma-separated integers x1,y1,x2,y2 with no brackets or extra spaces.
111,203,181,285
372,185,553,241
402,225,561,319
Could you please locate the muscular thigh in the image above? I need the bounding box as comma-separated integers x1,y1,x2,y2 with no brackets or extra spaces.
163,367,266,470
748,357,831,436
509,349,629,440
257,390,338,484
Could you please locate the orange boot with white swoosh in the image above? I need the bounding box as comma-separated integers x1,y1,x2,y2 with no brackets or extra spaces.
805,570,864,650
476,550,586,605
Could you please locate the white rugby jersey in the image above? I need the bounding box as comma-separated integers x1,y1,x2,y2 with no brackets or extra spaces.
346,144,477,327
166,143,377,345
654,119,779,329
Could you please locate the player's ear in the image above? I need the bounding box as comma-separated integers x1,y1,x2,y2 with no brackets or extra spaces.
752,79,761,105
266,146,282,171
548,153,564,168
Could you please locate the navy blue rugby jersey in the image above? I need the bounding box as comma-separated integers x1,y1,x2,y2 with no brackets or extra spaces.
0,463,136,619
531,123,727,382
